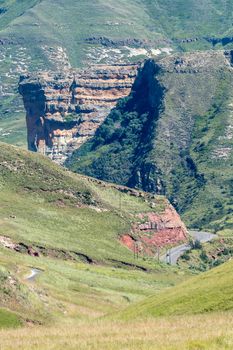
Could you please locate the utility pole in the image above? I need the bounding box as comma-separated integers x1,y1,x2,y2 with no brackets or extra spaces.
134,241,139,260
157,246,160,262
119,191,122,211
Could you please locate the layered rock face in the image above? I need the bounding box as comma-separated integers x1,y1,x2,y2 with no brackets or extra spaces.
19,64,138,163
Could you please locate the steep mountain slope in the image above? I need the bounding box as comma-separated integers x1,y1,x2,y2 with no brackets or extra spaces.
1,0,233,147
119,258,233,319
68,51,233,233
0,141,189,327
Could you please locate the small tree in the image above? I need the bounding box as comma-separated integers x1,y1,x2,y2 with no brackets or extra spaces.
189,239,202,250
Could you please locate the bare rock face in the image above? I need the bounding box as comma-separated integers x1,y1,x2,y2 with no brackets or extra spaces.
120,203,188,255
19,64,138,164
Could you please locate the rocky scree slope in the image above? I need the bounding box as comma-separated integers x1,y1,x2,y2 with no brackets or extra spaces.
69,50,233,233
19,64,138,164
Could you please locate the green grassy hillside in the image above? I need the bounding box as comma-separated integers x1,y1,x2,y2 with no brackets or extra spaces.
0,145,231,345
0,246,184,327
1,0,233,52
119,258,233,319
0,142,188,327
0,249,233,348
0,141,168,265
0,0,40,31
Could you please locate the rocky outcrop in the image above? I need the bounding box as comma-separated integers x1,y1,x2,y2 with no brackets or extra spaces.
0,38,15,45
85,36,171,48
174,36,233,47
121,204,188,255
19,64,138,163
68,50,233,233
205,36,233,47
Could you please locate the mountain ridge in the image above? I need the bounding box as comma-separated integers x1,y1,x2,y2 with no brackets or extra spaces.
68,50,233,233
1,0,233,147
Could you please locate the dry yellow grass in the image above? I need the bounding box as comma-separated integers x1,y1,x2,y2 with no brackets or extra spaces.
0,312,233,350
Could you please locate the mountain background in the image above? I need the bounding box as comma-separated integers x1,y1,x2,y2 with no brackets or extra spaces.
0,0,233,147
68,52,233,234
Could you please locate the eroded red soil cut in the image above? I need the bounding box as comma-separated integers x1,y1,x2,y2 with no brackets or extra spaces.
120,205,188,255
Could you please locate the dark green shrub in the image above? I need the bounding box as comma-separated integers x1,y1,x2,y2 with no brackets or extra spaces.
200,250,208,262
190,239,202,250
181,252,190,261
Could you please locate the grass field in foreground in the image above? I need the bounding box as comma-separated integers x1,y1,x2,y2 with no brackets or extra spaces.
0,246,185,326
0,246,233,349
0,313,233,350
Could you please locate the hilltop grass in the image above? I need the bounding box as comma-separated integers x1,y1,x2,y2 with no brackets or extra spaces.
1,0,233,55
0,142,232,347
0,189,130,262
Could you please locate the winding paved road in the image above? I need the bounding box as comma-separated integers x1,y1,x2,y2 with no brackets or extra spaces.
161,231,216,265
